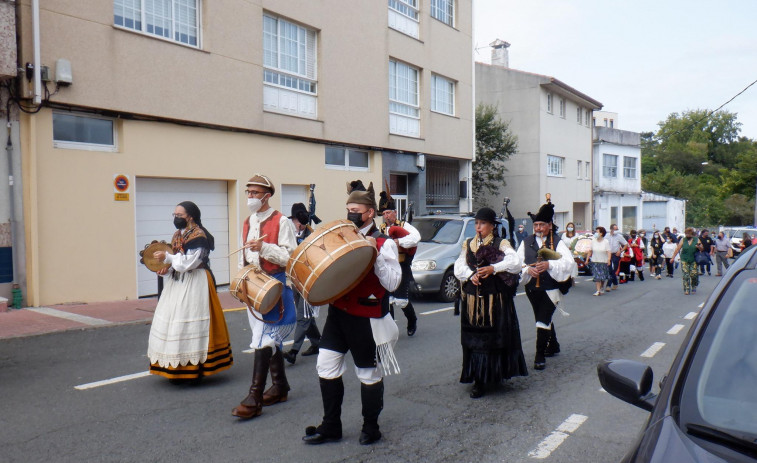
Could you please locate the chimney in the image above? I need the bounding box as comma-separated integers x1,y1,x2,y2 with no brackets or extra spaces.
490,39,510,68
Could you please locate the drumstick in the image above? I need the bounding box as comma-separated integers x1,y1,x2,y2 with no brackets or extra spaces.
227,234,268,256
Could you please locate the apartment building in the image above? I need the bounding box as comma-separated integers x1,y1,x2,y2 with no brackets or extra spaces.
8,0,473,305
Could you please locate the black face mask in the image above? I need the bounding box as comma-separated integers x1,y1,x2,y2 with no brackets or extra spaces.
173,217,188,229
347,211,365,228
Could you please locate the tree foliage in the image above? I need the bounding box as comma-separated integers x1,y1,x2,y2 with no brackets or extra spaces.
473,104,518,208
641,109,756,227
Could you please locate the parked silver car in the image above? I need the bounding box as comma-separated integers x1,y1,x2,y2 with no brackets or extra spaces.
410,214,477,302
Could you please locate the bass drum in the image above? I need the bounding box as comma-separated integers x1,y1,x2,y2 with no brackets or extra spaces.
287,219,377,306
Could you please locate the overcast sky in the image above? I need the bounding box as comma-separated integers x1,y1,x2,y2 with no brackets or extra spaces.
473,0,757,139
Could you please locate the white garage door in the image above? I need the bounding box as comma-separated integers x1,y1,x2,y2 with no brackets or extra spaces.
280,184,309,219
136,178,230,297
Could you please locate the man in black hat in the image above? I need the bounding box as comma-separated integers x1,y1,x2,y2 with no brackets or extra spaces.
379,192,420,336
283,203,322,364
516,196,577,371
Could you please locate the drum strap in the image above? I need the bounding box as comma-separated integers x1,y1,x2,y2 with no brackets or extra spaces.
238,266,285,325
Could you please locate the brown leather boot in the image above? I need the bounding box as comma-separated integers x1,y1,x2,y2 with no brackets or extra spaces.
262,348,290,406
232,346,272,419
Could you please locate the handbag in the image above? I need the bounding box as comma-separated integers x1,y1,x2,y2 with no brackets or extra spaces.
694,251,709,265
726,247,734,258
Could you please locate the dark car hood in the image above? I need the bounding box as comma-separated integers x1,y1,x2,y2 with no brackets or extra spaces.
635,416,730,463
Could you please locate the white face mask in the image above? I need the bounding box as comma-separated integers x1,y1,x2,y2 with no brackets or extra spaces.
567,227,574,232
247,197,263,213
594,232,600,239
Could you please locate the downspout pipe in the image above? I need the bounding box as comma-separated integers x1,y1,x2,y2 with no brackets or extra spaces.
32,0,41,105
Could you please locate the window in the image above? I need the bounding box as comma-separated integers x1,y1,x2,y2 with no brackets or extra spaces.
547,93,553,114
114,0,199,47
585,161,591,179
325,147,369,171
388,0,419,38
389,60,420,137
585,110,591,126
577,107,582,124
603,118,608,127
592,117,596,127
610,207,618,227
559,98,566,118
577,160,582,178
262,14,318,118
53,112,116,151
547,155,564,177
431,74,455,116
622,206,637,232
431,0,454,26
603,153,618,177
609,119,614,128
623,156,636,179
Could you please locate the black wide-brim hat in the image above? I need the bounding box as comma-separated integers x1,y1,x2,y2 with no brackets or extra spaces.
474,207,500,224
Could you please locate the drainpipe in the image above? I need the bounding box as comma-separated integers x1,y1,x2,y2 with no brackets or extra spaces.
32,0,41,105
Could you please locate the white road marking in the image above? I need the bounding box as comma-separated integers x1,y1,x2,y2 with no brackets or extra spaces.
517,292,525,296
684,312,698,320
75,371,150,390
584,277,594,282
640,342,666,358
528,414,588,459
667,324,685,335
420,307,454,315
27,307,111,326
698,302,704,308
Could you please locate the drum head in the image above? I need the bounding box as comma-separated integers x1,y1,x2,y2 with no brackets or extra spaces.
306,246,376,305
140,241,173,272
255,280,283,314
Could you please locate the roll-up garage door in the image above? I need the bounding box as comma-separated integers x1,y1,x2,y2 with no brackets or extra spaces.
136,178,229,297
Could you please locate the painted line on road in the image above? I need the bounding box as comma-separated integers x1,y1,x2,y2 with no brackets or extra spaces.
420,307,454,315
640,342,666,358
528,414,588,459
223,307,247,313
27,307,111,326
584,277,594,282
517,291,525,296
684,312,698,320
667,324,685,335
698,302,704,309
75,371,150,390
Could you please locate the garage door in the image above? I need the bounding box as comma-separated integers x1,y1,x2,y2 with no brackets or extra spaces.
642,201,667,232
280,184,309,219
136,178,230,297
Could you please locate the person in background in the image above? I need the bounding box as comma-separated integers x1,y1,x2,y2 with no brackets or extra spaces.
515,224,528,248
713,231,731,276
662,236,677,278
662,226,677,244
648,231,665,279
584,226,610,296
560,222,576,249
627,230,645,281
606,224,628,291
740,232,753,253
670,227,703,295
698,229,714,276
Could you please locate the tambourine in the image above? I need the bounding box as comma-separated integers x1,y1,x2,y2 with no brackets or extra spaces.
139,241,173,272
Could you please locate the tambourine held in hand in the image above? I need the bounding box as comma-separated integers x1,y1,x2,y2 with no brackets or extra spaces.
139,241,173,273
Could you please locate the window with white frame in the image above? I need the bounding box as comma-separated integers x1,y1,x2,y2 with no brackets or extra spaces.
547,155,564,177
431,74,455,116
431,0,454,26
53,112,117,151
623,156,636,179
585,161,591,179
559,98,566,118
389,60,420,137
577,160,582,178
114,0,199,47
603,153,618,177
262,14,318,118
585,109,591,126
325,147,369,171
388,0,419,38
576,107,582,124
547,93,553,113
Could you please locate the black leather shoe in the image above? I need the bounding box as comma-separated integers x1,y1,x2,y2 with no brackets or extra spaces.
359,430,382,445
301,345,319,357
534,361,546,371
470,382,484,399
407,324,417,337
303,432,341,445
283,350,297,365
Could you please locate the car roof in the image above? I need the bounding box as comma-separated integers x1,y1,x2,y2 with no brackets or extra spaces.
413,214,473,220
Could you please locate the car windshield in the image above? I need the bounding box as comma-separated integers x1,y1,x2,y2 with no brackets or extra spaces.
680,270,757,443
413,218,464,244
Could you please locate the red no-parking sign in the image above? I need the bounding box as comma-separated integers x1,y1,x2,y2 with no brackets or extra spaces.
113,174,130,201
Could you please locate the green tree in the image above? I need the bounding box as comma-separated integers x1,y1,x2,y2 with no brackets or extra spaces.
473,104,518,208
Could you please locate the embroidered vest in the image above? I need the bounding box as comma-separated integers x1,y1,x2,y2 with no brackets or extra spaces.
523,233,560,291
242,210,286,275
332,228,390,318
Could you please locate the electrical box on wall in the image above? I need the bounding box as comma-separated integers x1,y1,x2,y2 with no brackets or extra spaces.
55,58,72,86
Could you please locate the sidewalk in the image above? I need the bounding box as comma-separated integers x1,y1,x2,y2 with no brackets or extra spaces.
0,290,242,340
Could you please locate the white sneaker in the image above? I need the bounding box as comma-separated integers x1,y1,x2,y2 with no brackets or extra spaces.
593,291,601,296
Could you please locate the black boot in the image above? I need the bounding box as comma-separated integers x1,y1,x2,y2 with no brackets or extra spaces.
453,296,460,316
402,303,418,336
534,328,549,370
303,377,344,445
232,346,272,419
470,380,485,399
545,325,560,357
262,349,290,406
638,270,644,281
359,380,384,445
283,349,298,364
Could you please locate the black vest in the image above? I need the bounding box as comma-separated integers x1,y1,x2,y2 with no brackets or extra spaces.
523,233,561,291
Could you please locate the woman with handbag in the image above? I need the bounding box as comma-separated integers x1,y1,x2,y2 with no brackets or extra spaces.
670,227,703,295
648,231,665,279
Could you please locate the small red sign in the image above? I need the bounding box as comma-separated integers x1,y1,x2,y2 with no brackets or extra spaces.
114,175,129,192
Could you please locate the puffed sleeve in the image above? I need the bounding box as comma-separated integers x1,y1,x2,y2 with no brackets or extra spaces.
164,247,206,273
547,240,578,281
517,241,532,285
397,222,421,248
454,241,474,280
492,240,522,274
375,238,402,291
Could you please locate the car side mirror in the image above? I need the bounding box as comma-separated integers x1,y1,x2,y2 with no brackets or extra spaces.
597,359,656,412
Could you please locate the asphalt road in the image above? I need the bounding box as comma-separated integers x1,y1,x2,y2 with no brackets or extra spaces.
0,272,720,463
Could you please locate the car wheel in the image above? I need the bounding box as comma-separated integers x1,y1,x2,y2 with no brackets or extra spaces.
438,269,459,303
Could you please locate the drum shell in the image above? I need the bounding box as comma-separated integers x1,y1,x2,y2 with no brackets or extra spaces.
287,219,377,306
231,265,283,314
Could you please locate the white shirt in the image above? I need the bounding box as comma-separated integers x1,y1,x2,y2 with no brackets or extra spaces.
240,208,297,272
454,238,522,281
361,221,402,292
516,236,578,286
589,238,611,264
